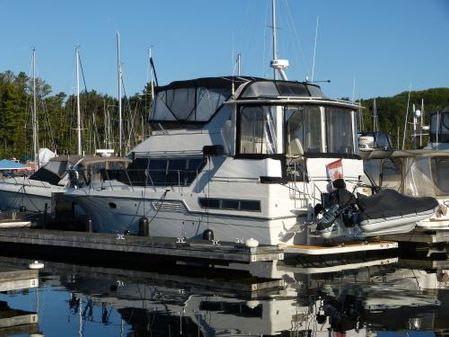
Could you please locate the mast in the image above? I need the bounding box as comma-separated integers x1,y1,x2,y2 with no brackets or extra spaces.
237,53,241,76
270,0,289,80
271,0,278,80
311,16,319,82
116,32,123,156
76,47,82,155
373,98,378,132
32,48,39,165
149,47,154,102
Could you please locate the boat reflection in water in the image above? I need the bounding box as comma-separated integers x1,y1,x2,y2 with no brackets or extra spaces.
0,255,448,336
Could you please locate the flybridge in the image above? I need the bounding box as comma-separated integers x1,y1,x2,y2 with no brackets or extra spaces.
149,76,334,125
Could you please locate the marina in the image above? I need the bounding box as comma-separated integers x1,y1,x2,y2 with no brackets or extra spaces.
0,0,448,335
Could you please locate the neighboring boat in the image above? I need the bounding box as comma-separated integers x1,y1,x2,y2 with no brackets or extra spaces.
363,149,449,230
0,155,81,212
425,106,449,150
358,131,393,152
0,155,128,214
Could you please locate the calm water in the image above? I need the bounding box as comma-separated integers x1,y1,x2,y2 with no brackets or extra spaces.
0,252,448,337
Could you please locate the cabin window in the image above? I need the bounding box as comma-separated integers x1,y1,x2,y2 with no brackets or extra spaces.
363,159,382,187
238,105,282,155
403,157,435,196
380,158,402,191
432,157,449,195
430,112,449,142
286,105,322,154
199,198,261,212
286,105,356,156
326,107,355,154
119,157,206,187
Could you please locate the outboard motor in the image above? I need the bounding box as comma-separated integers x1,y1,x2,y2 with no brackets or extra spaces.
316,204,340,231
67,166,80,189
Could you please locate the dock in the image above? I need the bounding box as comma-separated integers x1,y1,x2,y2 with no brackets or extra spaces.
0,304,38,336
279,256,399,274
0,228,284,266
0,268,39,292
284,240,398,255
384,228,449,244
0,266,40,336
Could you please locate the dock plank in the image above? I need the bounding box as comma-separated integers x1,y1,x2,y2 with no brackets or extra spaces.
285,240,398,255
0,228,283,264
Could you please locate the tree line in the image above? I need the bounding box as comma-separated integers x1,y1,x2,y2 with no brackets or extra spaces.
358,87,449,149
0,70,152,161
1,69,448,160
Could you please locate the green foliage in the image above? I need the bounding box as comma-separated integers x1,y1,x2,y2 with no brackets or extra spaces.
0,70,152,160
359,88,449,149
2,67,447,159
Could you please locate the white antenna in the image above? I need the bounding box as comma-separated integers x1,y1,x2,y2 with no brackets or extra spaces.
373,98,378,132
32,48,39,166
420,98,424,147
351,76,356,102
402,84,412,150
237,53,241,76
233,53,242,76
149,47,154,101
436,110,440,145
311,16,319,82
116,32,123,156
75,46,82,156
270,0,289,80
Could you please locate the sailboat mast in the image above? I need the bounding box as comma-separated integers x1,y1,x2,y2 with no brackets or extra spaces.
116,32,123,157
76,47,82,155
271,0,278,80
270,0,288,80
32,48,39,165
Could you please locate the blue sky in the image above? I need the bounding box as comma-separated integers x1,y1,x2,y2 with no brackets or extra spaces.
1,0,448,100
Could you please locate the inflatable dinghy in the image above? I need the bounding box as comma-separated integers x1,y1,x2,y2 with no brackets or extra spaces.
316,189,438,241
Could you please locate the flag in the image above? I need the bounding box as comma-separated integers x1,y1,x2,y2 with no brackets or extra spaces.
327,159,343,181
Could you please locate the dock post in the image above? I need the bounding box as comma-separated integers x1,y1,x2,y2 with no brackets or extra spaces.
43,203,48,228
86,218,93,233
202,229,214,241
139,217,149,236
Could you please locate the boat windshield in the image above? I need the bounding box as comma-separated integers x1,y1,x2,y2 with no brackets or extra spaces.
239,105,283,155
286,105,356,156
237,104,356,156
431,157,449,195
430,111,449,143
365,155,449,197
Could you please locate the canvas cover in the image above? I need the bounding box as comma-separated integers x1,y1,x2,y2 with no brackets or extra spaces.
0,159,26,170
357,189,438,221
150,77,251,123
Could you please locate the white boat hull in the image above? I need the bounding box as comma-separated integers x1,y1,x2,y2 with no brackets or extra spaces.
0,183,58,212
69,192,298,246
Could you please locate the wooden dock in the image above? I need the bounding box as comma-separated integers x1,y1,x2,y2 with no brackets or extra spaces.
0,268,39,292
384,228,449,244
0,228,284,265
284,240,398,255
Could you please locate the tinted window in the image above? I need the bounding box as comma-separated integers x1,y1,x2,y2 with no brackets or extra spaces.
199,198,261,212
